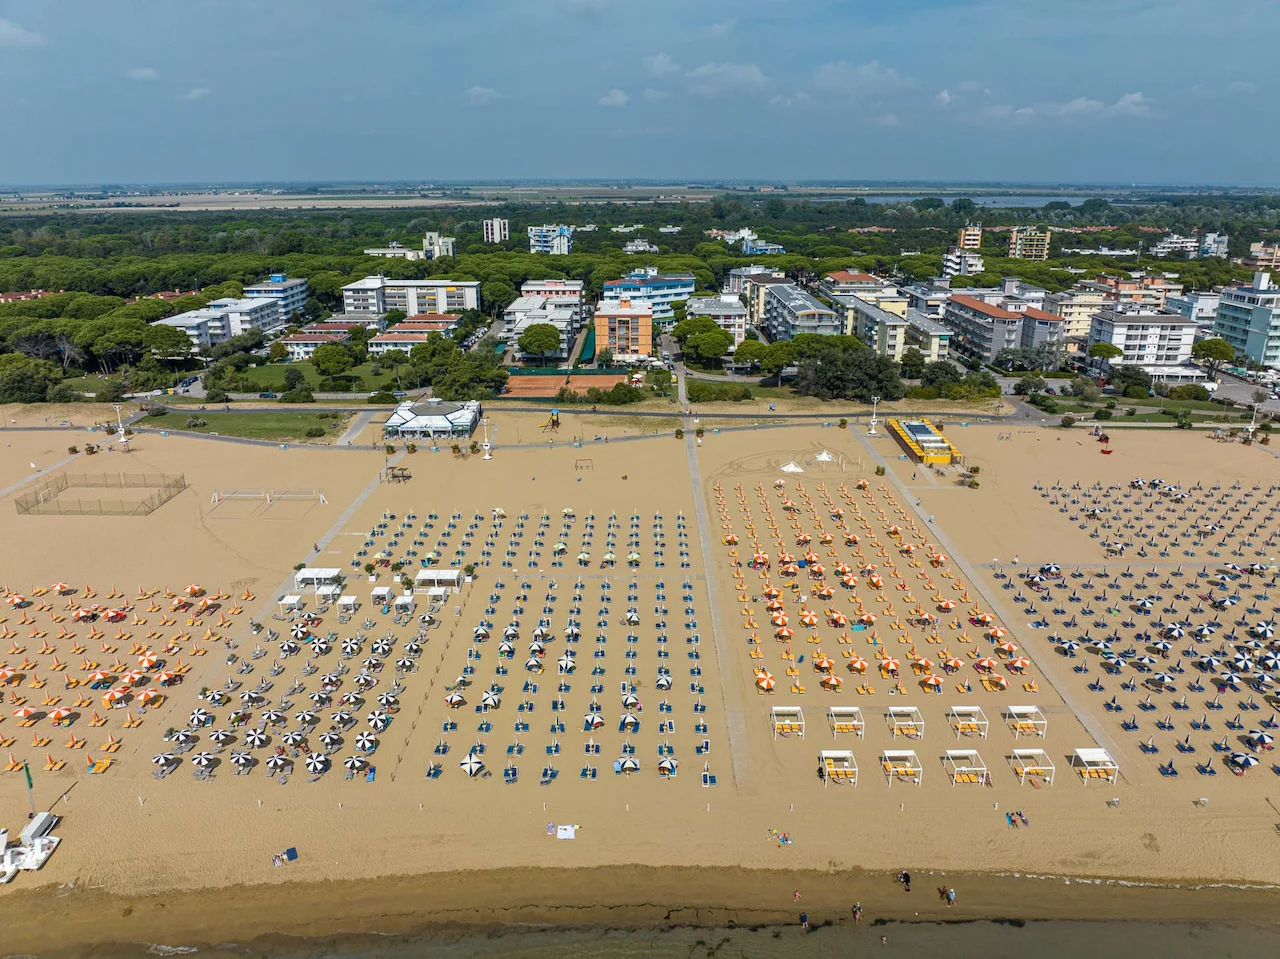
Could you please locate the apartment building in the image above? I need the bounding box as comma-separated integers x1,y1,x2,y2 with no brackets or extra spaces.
1165,291,1222,325
901,277,954,319
742,237,786,255
1042,288,1113,340
243,273,310,320
422,232,456,260
743,274,793,327
686,294,749,347
957,224,983,250
528,224,573,255
829,290,907,338
1244,242,1280,270
725,265,785,294
623,239,659,254
482,218,509,244
1213,273,1280,368
1077,274,1183,310
601,267,696,325
594,296,653,360
821,270,888,298
1151,233,1201,258
520,278,585,316
507,304,579,361
1007,227,1051,260
1088,309,1197,366
341,277,481,315
363,241,423,261
942,295,1026,362
942,248,984,278
1201,232,1229,258
279,331,349,362
156,296,284,348
903,309,952,363
760,284,840,341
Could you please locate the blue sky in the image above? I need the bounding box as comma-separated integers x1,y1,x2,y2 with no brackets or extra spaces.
0,0,1275,186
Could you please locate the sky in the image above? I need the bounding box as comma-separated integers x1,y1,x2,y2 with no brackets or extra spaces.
0,0,1276,187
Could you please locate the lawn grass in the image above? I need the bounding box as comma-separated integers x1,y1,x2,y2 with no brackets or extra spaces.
139,410,351,442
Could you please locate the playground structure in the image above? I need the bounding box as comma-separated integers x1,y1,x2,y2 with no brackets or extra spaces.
209,488,328,508
541,411,561,433
15,472,188,516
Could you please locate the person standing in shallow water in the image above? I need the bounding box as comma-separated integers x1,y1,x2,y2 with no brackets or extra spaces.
799,911,808,932
898,870,911,892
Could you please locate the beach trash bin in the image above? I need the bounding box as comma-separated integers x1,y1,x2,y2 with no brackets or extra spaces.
160,431,168,437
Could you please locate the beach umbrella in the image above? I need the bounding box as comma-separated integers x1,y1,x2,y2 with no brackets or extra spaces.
618,756,640,773
814,655,836,671
341,639,362,656
1248,730,1274,748
1195,624,1216,638
5,594,25,607
622,692,640,708
258,708,283,724
355,732,377,751
243,728,269,748
577,552,591,563
756,671,776,691
445,692,467,709
1009,656,1031,671
498,641,516,657
352,673,376,689
881,657,901,673
189,707,211,726
169,729,196,744
1253,622,1276,638
584,713,605,729
137,650,158,670
975,657,998,671
376,691,398,707
656,675,673,690
1041,564,1061,574
1229,752,1260,770
771,613,790,627
366,710,390,730
85,669,112,683
344,755,368,772
1199,655,1222,670
480,691,500,710
1164,624,1185,638
362,657,383,671
190,751,215,768
230,751,252,768
290,623,310,640
265,754,290,772
800,610,820,628
152,752,175,766
104,688,129,706
924,675,944,689
988,674,1010,689
12,706,36,719
460,752,485,777
563,624,581,637
821,674,844,689
1151,672,1177,686
319,731,342,749
658,757,678,775
184,584,203,597
331,709,353,724
208,728,233,744
279,640,301,656
304,752,328,773
472,625,490,640
1259,652,1280,672
938,600,957,611
294,710,318,725
403,640,423,656
503,625,520,639
1219,672,1244,687
1060,640,1082,654
557,655,576,673
528,640,545,654
120,670,145,685
371,640,393,656
1232,652,1254,671
996,640,1018,655
974,612,995,625
1216,596,1239,609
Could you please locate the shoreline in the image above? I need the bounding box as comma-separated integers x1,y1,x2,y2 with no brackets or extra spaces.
9,864,1280,957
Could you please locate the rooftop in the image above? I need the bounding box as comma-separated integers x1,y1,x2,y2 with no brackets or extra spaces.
905,309,951,336
825,270,880,284
947,294,1020,320
281,333,345,343
768,284,834,316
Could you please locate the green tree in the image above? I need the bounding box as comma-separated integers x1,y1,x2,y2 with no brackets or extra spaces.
920,360,963,388
1191,337,1236,378
1013,375,1047,395
283,366,307,390
899,346,925,379
685,328,734,366
481,279,517,316
1088,342,1124,361
671,314,717,345
311,343,355,380
595,347,614,368
383,308,408,328
732,338,768,368
0,354,60,403
517,323,563,366
761,340,797,385
268,341,287,362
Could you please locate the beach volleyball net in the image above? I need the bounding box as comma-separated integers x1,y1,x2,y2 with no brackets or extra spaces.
15,472,188,516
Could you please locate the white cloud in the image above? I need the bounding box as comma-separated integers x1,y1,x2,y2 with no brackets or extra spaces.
686,62,768,97
642,88,670,103
769,92,810,109
464,85,502,105
813,60,908,97
180,87,211,101
0,17,42,47
1108,91,1151,116
935,89,953,107
1057,96,1105,116
599,88,629,108
707,18,737,37
1045,91,1150,118
643,52,678,77
874,113,900,126
127,67,159,81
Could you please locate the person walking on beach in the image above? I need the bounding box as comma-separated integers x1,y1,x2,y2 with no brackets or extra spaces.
853,902,863,924
898,870,911,892
794,889,802,902
946,888,956,907
799,911,808,932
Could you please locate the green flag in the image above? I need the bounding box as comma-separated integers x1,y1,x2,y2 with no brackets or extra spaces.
23,761,33,790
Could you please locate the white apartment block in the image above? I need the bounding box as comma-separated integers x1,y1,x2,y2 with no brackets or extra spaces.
279,332,349,362
623,239,659,254
1151,234,1201,258
1088,309,1197,366
482,218,509,244
156,296,284,349
528,224,573,255
242,273,309,320
520,278,585,315
1042,288,1112,340
942,248,985,278
422,232,456,260
342,277,481,315
686,294,749,347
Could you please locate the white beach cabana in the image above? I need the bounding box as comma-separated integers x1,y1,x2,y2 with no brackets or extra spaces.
943,748,988,785
415,568,462,592
886,705,925,739
770,704,805,739
947,705,989,739
277,594,303,613
1009,748,1056,786
1005,705,1048,739
371,585,393,606
338,594,359,611
294,567,343,592
827,705,865,738
820,749,858,786
316,583,342,604
881,748,922,786
1072,747,1119,784
393,594,415,612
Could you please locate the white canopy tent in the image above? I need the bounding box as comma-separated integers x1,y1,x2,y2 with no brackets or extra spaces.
886,705,925,739
827,705,865,738
415,568,462,592
1009,748,1056,786
316,583,342,603
278,594,303,612
770,705,805,739
881,749,922,786
1072,747,1118,784
820,749,858,786
943,749,988,785
371,585,393,606
394,594,415,611
338,594,359,610
294,567,343,591
1005,705,1048,739
947,705,989,739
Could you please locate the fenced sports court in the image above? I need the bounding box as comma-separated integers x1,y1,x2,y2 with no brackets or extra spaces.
15,472,188,516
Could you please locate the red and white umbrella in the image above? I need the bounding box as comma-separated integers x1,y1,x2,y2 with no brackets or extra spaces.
945,656,966,670
137,651,158,669
975,612,995,625
975,657,999,671
184,584,203,596
868,576,885,589
50,582,71,594
988,674,1010,689
756,671,776,691
989,627,1009,640
119,669,145,685
104,689,128,704
821,674,844,688
1009,656,1031,671
104,608,126,623
800,610,819,627
771,613,789,627
6,594,26,607
813,656,835,671
776,626,794,639
13,706,36,718
997,640,1019,654
766,599,785,611
848,657,868,673
829,611,848,626
938,600,957,611
924,676,944,688
72,609,94,622
913,656,934,670
763,586,780,598
138,689,162,704
47,706,73,721
859,612,877,625
881,657,901,672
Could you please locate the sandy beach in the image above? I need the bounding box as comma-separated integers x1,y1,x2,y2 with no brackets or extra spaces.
3,409,1280,954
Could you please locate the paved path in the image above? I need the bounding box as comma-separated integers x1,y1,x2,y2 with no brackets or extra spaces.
847,426,1129,771
335,410,376,446
0,452,83,501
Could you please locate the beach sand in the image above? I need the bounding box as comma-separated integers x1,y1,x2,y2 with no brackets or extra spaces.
3,415,1280,954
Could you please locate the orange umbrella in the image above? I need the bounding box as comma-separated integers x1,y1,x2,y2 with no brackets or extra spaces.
860,564,877,574
184,584,203,596
104,689,128,704
989,627,1009,640
996,640,1019,654
988,674,1010,689
6,595,26,607
821,674,844,688
819,533,834,545
776,626,794,639
881,657,901,672
848,657,868,673
901,543,917,553
756,671,776,691
846,534,860,545
797,533,811,544
47,706,72,721
913,656,934,670
137,651,158,669
924,676,944,688
809,563,826,576
841,574,857,588
816,586,836,600
1009,656,1031,671
938,600,957,611
859,612,877,625
868,576,884,589
800,610,819,627
771,613,789,627
763,586,780,598
138,688,162,704
835,563,852,575
944,656,966,670
813,655,835,671
975,657,998,671
766,599,785,611
829,611,848,626
51,582,71,594
782,564,800,576
752,552,769,565
887,525,902,535
72,609,94,622
13,706,35,718
724,533,739,545
119,669,144,684
779,553,796,564
975,613,995,625
155,670,177,685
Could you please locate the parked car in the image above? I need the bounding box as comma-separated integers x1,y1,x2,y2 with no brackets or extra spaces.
258,391,277,399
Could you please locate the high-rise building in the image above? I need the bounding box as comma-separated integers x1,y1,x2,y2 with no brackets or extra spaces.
600,267,696,325
760,284,840,341
528,224,573,255
957,224,983,250
422,232,456,259
1200,232,1229,258
1244,241,1280,270
1007,227,1051,260
1088,309,1198,366
942,248,985,278
341,277,481,314
242,273,310,320
594,297,653,359
483,218,510,244
686,294,749,347
1213,273,1280,368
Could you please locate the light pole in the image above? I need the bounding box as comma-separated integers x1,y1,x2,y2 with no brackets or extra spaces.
112,404,123,435
481,417,492,460
868,395,880,435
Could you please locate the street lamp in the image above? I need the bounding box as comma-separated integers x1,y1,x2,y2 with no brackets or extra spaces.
481,417,492,460
868,395,880,435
